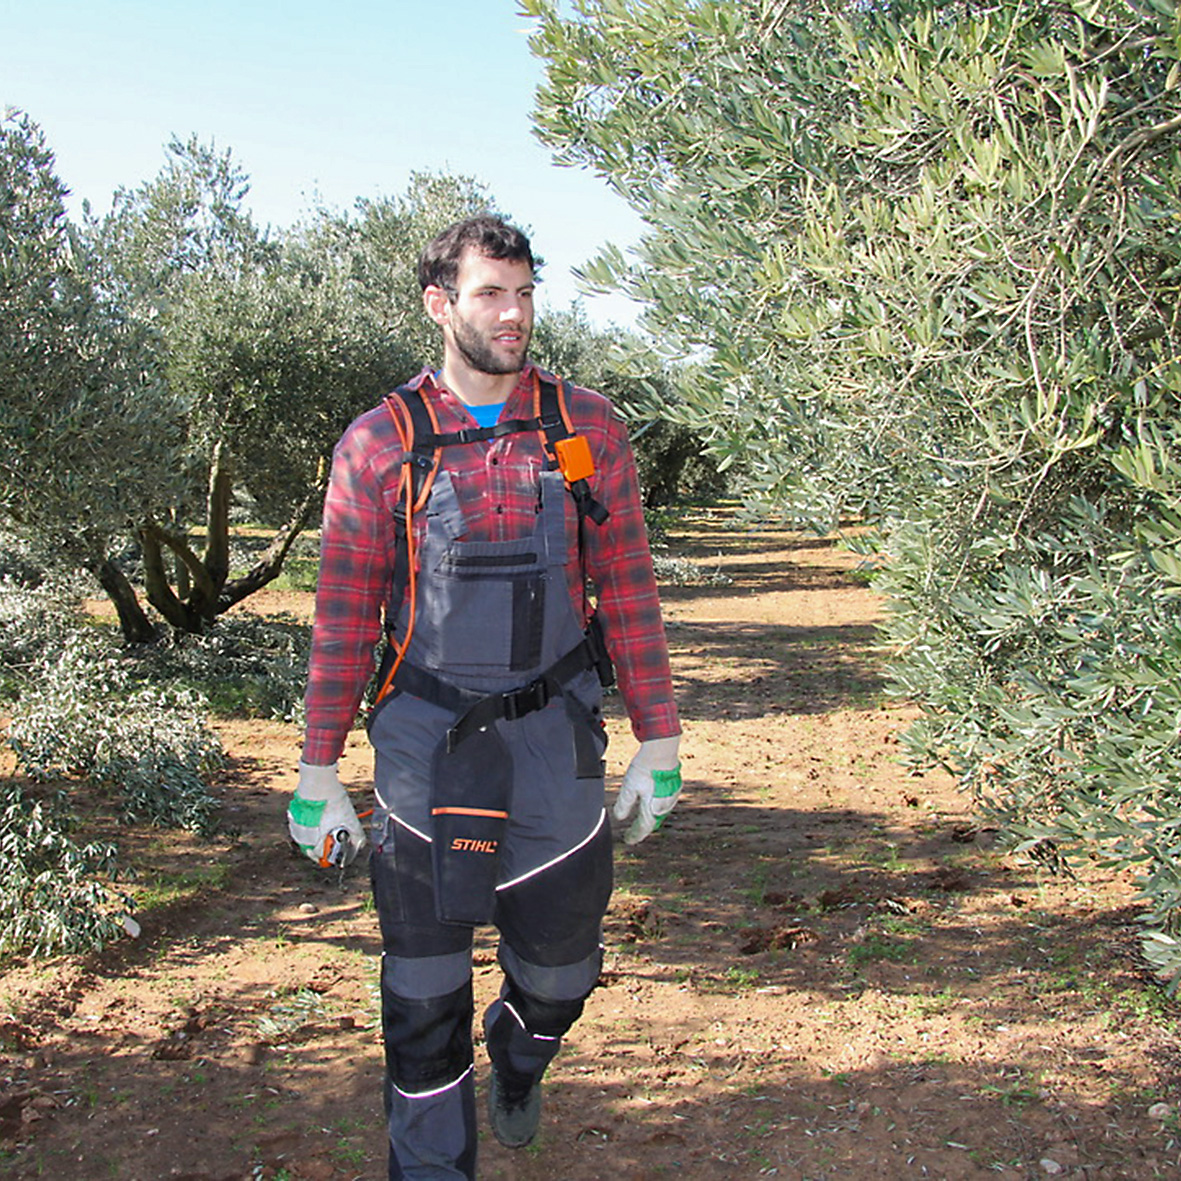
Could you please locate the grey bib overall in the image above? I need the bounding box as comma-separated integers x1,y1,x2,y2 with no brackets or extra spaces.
368,465,613,1180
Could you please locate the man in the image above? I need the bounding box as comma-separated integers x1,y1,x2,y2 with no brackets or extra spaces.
288,215,681,1180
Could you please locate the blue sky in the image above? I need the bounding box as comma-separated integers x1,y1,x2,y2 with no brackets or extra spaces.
1,0,644,326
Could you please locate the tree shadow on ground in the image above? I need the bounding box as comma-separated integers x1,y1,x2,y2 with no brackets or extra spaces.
656,507,875,603
661,618,886,719
605,797,1072,999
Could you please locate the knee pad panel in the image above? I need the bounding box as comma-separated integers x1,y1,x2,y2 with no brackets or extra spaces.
499,941,602,1004
510,990,585,1039
496,979,585,1040
382,977,474,1092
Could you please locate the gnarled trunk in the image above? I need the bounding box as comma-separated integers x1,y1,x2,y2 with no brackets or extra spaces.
201,440,232,611
141,520,215,633
217,482,323,611
93,556,157,645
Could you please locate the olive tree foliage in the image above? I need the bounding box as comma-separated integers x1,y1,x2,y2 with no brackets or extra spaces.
0,110,179,642
531,304,726,505
77,150,499,636
526,0,1181,980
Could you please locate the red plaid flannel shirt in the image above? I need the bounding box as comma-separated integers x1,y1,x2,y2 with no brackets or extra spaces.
302,364,680,765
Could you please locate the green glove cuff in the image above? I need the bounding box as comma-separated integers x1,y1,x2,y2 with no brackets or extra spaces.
288,794,327,827
652,766,682,799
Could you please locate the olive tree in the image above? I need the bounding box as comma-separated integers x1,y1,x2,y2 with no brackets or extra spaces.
526,0,1181,978
0,109,174,642
83,153,502,634
82,138,381,631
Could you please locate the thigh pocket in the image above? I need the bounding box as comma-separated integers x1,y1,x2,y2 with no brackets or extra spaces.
430,727,512,926
371,815,441,936
370,816,408,928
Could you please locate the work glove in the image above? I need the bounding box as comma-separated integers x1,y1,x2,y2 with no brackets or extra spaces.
612,735,682,845
287,761,367,868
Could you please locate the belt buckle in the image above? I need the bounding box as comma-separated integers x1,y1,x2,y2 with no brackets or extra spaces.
503,678,548,722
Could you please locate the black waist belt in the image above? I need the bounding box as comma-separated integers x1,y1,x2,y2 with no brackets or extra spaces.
390,619,613,753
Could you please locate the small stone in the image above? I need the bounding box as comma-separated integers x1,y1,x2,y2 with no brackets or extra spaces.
1148,1102,1172,1120
122,915,141,938
299,902,319,915
1040,1159,1063,1176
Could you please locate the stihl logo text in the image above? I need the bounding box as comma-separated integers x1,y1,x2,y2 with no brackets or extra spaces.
450,838,498,854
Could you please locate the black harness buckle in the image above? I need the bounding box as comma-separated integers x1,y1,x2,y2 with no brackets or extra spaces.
501,678,550,721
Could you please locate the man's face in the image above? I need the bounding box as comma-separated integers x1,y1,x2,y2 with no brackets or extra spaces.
438,250,535,376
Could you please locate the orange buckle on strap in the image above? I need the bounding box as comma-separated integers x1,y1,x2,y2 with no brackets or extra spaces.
554,435,594,484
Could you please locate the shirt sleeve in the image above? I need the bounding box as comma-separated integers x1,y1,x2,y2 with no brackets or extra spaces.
301,406,401,766
583,400,681,743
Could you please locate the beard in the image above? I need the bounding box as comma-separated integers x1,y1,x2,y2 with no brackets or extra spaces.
450,310,531,376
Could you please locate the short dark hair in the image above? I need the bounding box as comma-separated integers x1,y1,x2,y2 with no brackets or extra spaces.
417,215,535,294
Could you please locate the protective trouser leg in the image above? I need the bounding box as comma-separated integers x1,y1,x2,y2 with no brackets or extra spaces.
483,970,590,1095
374,827,478,1180
484,816,611,1097
381,974,476,1181
383,1082,474,1181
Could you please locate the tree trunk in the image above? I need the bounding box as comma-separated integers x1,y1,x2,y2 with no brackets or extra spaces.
216,483,323,612
93,557,157,645
201,440,232,615
137,452,326,629
141,523,207,632
170,507,192,600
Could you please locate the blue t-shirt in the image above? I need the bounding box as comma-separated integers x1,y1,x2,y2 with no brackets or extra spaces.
466,401,505,429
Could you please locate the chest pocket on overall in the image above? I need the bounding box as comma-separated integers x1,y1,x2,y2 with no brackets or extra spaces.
425,536,546,675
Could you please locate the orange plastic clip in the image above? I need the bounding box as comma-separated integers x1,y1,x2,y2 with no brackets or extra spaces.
554,435,594,484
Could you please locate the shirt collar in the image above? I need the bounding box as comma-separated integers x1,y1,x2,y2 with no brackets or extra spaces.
413,362,536,405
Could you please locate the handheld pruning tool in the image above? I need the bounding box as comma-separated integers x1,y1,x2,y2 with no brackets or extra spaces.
317,809,374,869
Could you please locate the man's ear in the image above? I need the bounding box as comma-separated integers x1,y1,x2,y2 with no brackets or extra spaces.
423,285,452,327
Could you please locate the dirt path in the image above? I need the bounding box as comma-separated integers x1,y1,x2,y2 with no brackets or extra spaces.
3,507,1180,1179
